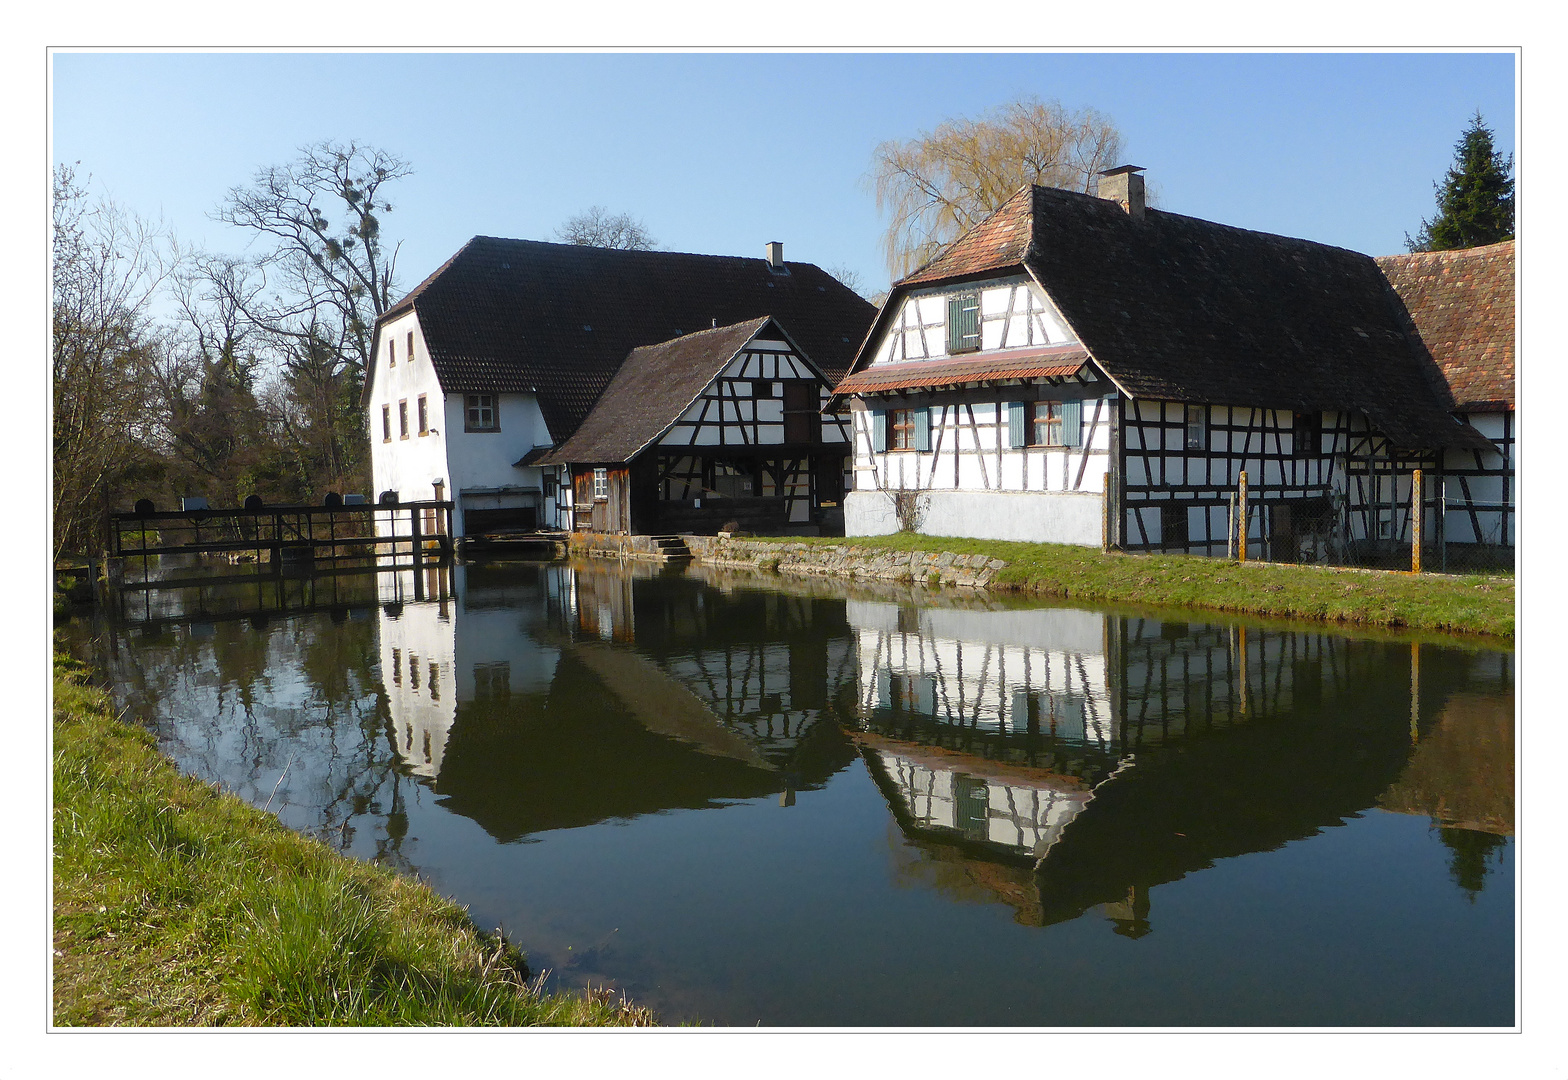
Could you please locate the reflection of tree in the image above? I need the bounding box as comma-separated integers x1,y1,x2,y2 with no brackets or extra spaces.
1439,828,1508,901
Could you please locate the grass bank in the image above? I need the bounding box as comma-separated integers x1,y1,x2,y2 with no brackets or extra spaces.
52,653,653,1027
760,534,1514,641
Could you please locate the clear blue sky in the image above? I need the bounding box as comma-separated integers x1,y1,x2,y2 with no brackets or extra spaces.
50,52,1515,298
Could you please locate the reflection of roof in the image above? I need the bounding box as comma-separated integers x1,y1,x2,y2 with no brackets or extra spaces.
567,641,776,771
539,318,772,466
1376,242,1515,413
844,184,1493,451
833,346,1087,396
369,237,875,441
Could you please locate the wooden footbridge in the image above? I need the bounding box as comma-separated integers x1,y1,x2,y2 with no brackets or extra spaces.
106,498,454,585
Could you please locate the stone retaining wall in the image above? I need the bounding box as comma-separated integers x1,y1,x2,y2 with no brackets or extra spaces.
680,536,1005,588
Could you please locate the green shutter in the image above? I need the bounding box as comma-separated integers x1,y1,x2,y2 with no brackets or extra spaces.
1008,401,1026,448
946,293,980,354
914,406,930,451
1062,399,1083,447
870,409,886,453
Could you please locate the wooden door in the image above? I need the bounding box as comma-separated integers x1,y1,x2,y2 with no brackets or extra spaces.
782,381,819,444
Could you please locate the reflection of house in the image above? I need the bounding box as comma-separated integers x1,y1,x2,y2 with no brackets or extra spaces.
847,597,1512,928
831,171,1512,559
364,238,873,539
539,317,852,535
376,562,564,779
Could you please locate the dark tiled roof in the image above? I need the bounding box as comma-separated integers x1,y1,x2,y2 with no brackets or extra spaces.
538,318,772,465
833,345,1088,396
845,185,1492,451
1376,241,1515,412
370,237,876,442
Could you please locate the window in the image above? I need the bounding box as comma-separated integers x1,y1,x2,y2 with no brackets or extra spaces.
889,409,917,450
417,395,429,435
543,474,557,500
1032,401,1063,446
1293,411,1320,459
406,331,414,365
593,467,608,501
390,648,401,686
382,405,391,443
389,338,396,367
946,292,980,354
399,399,409,439
465,394,498,432
409,653,420,691
753,379,774,398
1185,405,1207,452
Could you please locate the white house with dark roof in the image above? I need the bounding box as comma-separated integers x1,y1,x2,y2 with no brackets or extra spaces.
364,237,874,540
832,168,1511,561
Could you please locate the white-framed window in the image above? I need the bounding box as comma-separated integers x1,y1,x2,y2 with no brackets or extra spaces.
382,405,391,442
592,468,608,501
417,395,429,436
1032,401,1064,446
406,331,415,365
465,394,498,432
398,399,409,439
389,338,396,367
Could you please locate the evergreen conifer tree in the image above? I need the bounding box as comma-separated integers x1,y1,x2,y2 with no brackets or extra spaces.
1407,112,1515,252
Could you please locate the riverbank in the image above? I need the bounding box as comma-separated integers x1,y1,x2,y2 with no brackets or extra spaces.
708,534,1515,641
51,652,654,1027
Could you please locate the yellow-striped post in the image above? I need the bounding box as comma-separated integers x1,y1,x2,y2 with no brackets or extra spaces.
1411,469,1423,574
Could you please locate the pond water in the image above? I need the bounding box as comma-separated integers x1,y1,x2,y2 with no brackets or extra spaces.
64,558,1516,1027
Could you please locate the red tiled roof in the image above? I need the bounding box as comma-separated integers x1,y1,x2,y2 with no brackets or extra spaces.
833,346,1088,395
1375,242,1514,412
898,186,1035,285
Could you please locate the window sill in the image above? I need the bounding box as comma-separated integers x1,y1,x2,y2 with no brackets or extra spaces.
464,427,501,434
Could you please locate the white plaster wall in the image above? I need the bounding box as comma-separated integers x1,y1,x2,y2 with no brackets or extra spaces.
369,311,449,505
870,276,1078,366
845,488,1102,546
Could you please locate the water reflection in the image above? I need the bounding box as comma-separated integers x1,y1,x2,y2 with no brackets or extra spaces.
68,559,1514,1023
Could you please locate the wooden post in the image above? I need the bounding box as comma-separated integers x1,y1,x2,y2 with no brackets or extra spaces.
1226,493,1236,559
409,503,422,561
1237,471,1249,564
1101,471,1110,554
1411,469,1423,574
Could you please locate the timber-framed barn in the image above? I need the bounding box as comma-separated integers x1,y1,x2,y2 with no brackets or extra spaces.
364,237,874,542
538,316,852,535
832,168,1515,562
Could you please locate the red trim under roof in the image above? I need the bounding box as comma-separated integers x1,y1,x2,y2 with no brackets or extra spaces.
834,345,1090,395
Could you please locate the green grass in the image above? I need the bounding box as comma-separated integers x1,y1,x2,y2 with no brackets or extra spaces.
52,653,655,1027
754,534,1514,640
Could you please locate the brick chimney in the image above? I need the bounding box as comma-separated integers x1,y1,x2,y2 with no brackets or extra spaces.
1097,166,1146,219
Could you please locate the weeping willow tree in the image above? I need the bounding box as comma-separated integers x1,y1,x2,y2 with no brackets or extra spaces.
871,96,1125,279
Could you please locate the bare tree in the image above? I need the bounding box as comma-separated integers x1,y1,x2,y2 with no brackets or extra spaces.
554,205,658,250
871,96,1124,278
211,140,411,491
52,164,176,560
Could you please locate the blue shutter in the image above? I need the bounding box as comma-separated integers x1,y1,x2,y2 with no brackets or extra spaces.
870,409,886,453
1007,401,1026,448
947,293,980,353
914,406,930,452
1062,399,1083,448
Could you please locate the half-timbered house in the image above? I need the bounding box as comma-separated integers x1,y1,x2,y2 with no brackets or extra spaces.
539,317,851,535
365,238,873,541
832,169,1508,560
1376,241,1515,558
